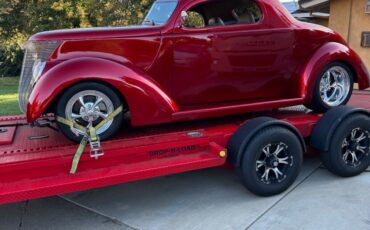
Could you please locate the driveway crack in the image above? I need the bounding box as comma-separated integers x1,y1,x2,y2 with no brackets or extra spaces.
18,200,29,230
57,195,140,230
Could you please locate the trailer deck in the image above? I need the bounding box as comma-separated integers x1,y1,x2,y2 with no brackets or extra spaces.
0,92,369,205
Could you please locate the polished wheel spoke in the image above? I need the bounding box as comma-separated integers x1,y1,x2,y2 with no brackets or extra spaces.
272,167,283,179
277,156,289,165
256,160,265,170
262,168,271,181
343,150,351,161
71,113,83,119
93,96,103,108
355,133,366,142
324,71,331,84
337,82,345,90
332,72,340,82
350,152,358,164
327,87,338,101
78,96,86,107
342,138,349,148
272,144,284,156
356,145,367,154
351,129,358,139
96,111,109,119
323,92,329,102
262,145,271,156
320,66,350,106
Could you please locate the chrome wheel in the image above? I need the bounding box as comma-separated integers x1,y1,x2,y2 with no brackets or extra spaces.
341,128,370,167
65,90,114,135
256,143,294,184
319,66,351,107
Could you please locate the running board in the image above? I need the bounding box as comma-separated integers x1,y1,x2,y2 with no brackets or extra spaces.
172,98,304,121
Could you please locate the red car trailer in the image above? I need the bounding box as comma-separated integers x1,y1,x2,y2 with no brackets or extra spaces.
1,93,370,204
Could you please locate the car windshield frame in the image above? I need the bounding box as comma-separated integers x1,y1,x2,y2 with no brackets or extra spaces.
143,0,178,25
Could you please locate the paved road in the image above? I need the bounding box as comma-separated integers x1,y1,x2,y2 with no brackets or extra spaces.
1,157,369,230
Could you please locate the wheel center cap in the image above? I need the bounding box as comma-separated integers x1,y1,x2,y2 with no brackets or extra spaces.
85,102,94,110
266,156,279,168
348,141,357,152
80,103,100,121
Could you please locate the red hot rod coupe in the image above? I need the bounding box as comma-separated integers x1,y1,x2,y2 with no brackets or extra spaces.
19,0,370,141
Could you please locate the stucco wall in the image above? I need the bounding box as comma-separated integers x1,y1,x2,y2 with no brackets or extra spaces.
329,0,370,69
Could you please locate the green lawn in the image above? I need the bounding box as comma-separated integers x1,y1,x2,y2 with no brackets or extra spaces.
0,77,21,116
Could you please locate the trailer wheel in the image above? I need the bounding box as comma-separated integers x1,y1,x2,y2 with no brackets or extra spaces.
320,114,370,177
238,126,303,196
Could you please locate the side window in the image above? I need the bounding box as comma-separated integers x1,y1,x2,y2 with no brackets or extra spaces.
182,0,262,29
184,12,206,28
233,1,262,25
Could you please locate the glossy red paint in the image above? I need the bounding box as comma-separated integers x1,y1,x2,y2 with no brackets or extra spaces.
26,0,370,126
2,92,370,205
28,57,179,126
300,42,370,103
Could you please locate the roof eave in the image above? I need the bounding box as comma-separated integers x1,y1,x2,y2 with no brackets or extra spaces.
300,0,329,9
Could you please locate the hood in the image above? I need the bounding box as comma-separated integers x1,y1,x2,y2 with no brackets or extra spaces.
29,25,162,41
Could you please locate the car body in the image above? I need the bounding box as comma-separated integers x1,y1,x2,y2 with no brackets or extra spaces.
19,0,370,134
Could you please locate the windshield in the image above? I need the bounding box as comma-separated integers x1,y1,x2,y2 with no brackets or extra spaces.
143,1,178,25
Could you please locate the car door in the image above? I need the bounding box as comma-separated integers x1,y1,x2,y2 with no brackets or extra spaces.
212,21,297,103
170,0,296,106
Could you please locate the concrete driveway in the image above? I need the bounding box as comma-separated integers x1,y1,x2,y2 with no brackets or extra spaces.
1,156,369,230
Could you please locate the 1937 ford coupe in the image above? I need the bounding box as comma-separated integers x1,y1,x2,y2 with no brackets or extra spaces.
19,0,370,141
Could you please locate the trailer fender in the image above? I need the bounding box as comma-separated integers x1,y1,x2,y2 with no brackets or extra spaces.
27,57,179,126
227,117,306,167
311,106,370,152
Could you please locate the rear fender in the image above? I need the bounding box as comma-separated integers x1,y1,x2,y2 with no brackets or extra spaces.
300,42,370,103
27,57,179,126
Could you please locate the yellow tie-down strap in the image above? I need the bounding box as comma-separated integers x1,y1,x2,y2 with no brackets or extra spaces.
56,105,123,174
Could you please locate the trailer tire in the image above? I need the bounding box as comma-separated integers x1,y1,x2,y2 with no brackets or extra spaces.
320,114,370,177
238,126,303,196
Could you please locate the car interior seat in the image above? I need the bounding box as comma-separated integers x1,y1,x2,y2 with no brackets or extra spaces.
208,17,225,26
238,11,255,24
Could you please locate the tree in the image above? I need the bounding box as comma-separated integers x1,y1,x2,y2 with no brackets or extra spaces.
0,0,155,76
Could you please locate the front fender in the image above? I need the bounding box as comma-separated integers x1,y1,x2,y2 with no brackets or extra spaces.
27,57,179,126
300,42,370,103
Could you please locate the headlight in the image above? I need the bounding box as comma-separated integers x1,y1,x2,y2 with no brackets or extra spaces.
31,60,46,85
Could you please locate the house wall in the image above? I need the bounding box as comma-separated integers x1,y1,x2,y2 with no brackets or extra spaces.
329,0,370,70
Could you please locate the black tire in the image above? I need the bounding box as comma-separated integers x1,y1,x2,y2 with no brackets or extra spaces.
55,82,124,142
306,62,354,112
238,126,303,196
320,114,370,177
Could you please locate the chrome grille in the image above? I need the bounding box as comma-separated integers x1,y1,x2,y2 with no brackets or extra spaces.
18,40,60,113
